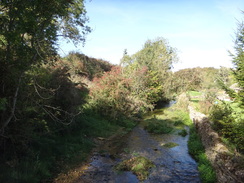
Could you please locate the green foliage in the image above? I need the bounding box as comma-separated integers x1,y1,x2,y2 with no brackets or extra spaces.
188,91,202,97
172,67,222,94
228,20,244,106
0,0,93,178
115,156,155,180
217,67,234,88
164,108,192,126
170,95,216,182
144,118,173,134
121,37,178,102
173,68,203,92
188,125,217,183
0,109,124,182
63,52,113,80
178,129,188,137
207,13,244,156
88,66,153,121
210,102,244,153
174,120,185,126
88,38,178,125
0,34,6,46
232,21,244,86
197,153,217,183
162,142,179,148
0,0,91,134
121,37,177,71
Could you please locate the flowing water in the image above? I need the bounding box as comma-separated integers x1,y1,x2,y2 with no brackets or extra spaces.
77,102,201,183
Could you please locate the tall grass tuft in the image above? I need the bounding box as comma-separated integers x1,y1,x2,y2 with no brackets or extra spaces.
188,124,217,183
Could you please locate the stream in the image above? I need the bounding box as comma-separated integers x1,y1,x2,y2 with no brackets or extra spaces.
76,102,201,183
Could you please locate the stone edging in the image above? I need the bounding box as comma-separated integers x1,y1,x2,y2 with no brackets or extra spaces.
188,106,244,183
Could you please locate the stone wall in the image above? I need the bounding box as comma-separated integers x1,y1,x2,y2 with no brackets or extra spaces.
188,106,244,183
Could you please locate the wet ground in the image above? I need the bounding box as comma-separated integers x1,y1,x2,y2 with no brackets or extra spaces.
76,104,201,183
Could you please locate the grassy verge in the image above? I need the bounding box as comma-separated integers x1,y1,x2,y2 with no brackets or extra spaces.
188,124,217,183
143,104,192,135
174,93,217,183
0,112,136,183
144,118,173,134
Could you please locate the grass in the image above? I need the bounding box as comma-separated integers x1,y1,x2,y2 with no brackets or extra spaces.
174,93,217,183
188,124,217,183
143,104,192,137
115,156,155,180
162,142,179,148
187,90,202,97
0,111,135,183
178,129,188,137
144,118,173,134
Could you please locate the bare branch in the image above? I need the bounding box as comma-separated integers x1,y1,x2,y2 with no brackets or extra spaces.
0,74,23,135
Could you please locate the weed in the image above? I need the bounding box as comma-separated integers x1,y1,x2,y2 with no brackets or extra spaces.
162,142,179,148
174,120,184,126
144,118,173,134
115,156,155,180
178,129,188,137
188,124,217,183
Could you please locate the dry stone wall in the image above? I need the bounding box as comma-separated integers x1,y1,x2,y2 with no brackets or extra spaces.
188,106,244,183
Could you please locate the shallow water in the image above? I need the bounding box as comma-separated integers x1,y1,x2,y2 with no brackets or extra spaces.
77,103,200,183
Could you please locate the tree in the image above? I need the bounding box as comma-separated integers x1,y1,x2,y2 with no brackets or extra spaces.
231,20,244,105
120,37,178,102
0,0,91,134
209,16,244,153
172,68,203,93
89,66,153,120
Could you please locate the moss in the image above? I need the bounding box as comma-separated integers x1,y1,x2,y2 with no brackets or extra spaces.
174,120,184,126
115,156,155,180
162,142,179,148
144,119,173,134
178,129,188,137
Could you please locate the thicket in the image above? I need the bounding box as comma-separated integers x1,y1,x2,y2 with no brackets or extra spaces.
0,3,178,181
0,53,115,182
0,1,121,181
88,37,178,121
172,67,233,94
209,18,244,154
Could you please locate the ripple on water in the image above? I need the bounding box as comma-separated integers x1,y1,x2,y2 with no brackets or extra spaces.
78,102,201,183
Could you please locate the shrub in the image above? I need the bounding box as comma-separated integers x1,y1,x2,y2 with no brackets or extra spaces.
178,129,188,137
210,102,244,153
89,66,153,121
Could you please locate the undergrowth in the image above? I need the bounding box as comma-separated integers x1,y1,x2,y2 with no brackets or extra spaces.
188,124,217,183
144,118,173,134
0,111,135,183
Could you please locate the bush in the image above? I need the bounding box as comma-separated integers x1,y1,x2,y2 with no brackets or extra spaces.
178,129,188,137
210,102,244,153
89,66,153,121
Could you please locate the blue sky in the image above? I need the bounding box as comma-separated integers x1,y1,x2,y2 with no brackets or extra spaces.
59,0,244,71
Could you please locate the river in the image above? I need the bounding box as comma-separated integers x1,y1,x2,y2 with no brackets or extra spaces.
76,102,201,183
